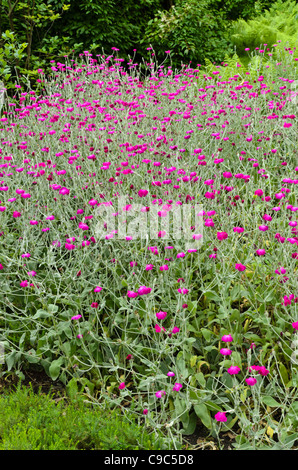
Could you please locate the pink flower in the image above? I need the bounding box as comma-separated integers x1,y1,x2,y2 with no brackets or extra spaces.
172,326,180,334
27,271,36,276
146,264,154,271
156,311,167,320
177,287,189,294
217,231,228,241
78,222,89,230
119,382,125,390
221,334,233,342
214,411,227,422
127,290,138,298
138,285,152,295
91,302,99,308
220,348,232,356
235,263,246,272
94,286,102,292
245,377,257,386
155,390,166,398
71,315,82,320
173,383,183,392
258,366,269,376
227,366,241,375
143,409,148,415
292,321,298,330
275,267,286,275
167,371,175,377
159,264,169,271
155,324,166,333
256,249,266,256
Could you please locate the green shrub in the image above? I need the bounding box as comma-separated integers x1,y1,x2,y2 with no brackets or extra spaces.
0,382,170,450
230,0,298,55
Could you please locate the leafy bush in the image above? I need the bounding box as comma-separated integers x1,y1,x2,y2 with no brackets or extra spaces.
142,0,234,69
230,0,298,56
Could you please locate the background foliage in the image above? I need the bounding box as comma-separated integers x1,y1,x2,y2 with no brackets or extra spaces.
1,0,297,94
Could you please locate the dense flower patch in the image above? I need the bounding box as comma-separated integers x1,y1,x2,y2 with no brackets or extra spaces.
0,45,297,449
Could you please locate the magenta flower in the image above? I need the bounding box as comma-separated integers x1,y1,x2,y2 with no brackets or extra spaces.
78,222,89,230
227,366,241,375
258,366,269,376
119,382,125,390
177,287,189,294
221,334,233,342
246,377,257,386
145,264,154,271
275,267,286,275
156,311,167,320
233,227,244,233
235,263,246,272
138,189,148,197
94,286,102,292
138,285,152,295
171,326,180,334
71,314,82,320
256,249,266,256
214,411,227,422
220,348,232,356
167,371,175,377
127,290,138,298
173,383,183,392
292,321,298,330
217,231,228,241
155,390,166,398
159,264,169,271
27,271,36,276
91,302,99,308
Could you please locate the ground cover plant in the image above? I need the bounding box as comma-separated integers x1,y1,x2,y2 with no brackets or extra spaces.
0,40,298,450
0,381,168,450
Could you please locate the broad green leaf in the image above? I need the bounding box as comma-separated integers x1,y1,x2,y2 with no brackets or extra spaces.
194,403,212,429
49,357,64,381
32,309,51,319
204,291,221,302
182,411,197,435
261,396,282,408
48,304,58,313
